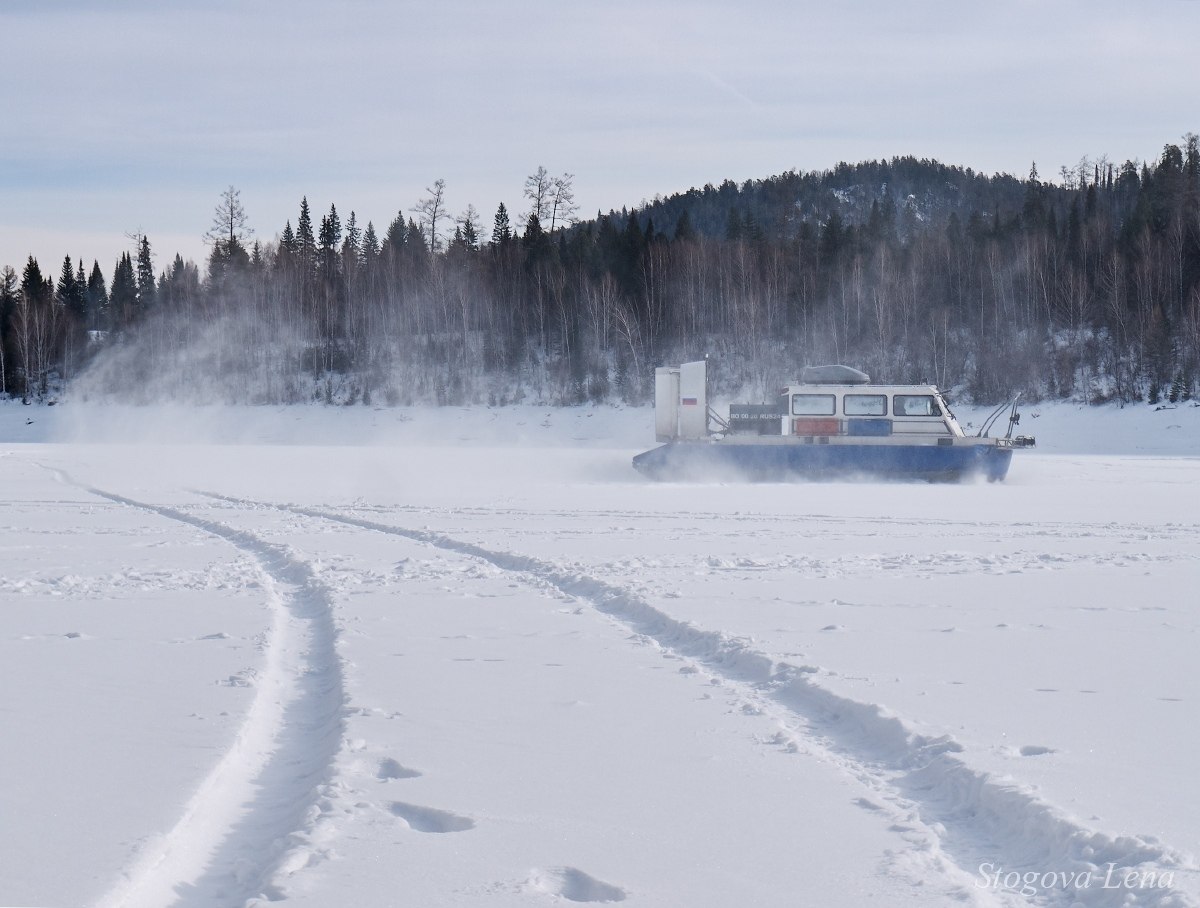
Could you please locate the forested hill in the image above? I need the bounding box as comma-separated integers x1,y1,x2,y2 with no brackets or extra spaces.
3,141,1198,408
613,157,1027,245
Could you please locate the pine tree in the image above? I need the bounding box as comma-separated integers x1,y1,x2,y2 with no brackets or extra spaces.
318,204,342,276
622,211,645,255
296,197,316,280
54,257,87,381
0,265,17,394
16,258,54,399
492,202,512,247
110,253,138,328
86,261,107,331
673,210,696,242
342,210,361,271
325,204,342,248
136,235,157,312
56,256,87,321
362,221,380,263
405,218,426,254
725,209,744,241
159,254,186,309
206,231,249,289
275,221,297,277
383,212,407,255
281,220,296,253
523,213,546,250
21,257,48,305
458,205,481,250
819,211,844,264
1022,162,1045,227
361,221,380,297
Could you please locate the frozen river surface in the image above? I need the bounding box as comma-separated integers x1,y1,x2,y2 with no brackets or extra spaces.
1,402,1198,907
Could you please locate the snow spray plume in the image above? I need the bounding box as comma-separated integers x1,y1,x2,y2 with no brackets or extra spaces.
58,301,315,442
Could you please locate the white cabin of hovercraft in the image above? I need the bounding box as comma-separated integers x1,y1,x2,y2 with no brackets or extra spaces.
655,361,968,443
777,367,965,442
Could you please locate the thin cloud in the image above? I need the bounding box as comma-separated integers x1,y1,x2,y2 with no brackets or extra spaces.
2,0,1198,272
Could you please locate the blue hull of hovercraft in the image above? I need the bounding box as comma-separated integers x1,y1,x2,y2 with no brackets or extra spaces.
632,441,1013,482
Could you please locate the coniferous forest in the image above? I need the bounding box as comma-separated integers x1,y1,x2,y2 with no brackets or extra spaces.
3,139,1200,407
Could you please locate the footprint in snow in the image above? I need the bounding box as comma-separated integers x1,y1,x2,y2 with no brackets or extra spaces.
528,867,627,903
377,758,421,780
390,801,474,833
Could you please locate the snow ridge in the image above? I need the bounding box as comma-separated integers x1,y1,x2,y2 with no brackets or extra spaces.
49,477,347,908
223,495,1196,908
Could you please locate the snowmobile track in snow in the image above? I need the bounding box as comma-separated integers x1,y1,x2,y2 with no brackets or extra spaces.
205,491,1198,908
46,473,346,908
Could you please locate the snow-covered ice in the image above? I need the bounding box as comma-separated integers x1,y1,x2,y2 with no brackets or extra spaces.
1,399,1198,907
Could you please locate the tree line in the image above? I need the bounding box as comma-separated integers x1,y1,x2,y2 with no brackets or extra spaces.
3,140,1198,407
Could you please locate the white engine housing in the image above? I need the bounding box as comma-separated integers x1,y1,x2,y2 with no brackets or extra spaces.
654,360,708,441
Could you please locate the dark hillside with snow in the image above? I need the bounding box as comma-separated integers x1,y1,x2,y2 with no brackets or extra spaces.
3,141,1198,407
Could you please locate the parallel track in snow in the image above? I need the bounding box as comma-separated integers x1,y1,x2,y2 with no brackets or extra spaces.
335,501,1200,542
202,491,1198,908
45,475,346,908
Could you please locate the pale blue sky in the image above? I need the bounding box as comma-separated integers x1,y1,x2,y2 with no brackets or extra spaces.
3,0,1198,276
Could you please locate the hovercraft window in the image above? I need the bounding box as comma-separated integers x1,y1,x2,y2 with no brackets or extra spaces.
843,394,887,416
893,394,939,417
792,394,836,415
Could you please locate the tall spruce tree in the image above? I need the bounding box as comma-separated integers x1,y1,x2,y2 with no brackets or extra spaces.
275,220,297,280
492,202,512,247
21,257,49,305
56,256,87,321
75,260,87,306
136,236,157,312
673,210,696,242
16,257,56,399
110,253,138,328
318,204,342,277
342,211,361,271
296,197,317,304
0,265,17,394
362,221,380,264
458,205,481,250
86,261,108,331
